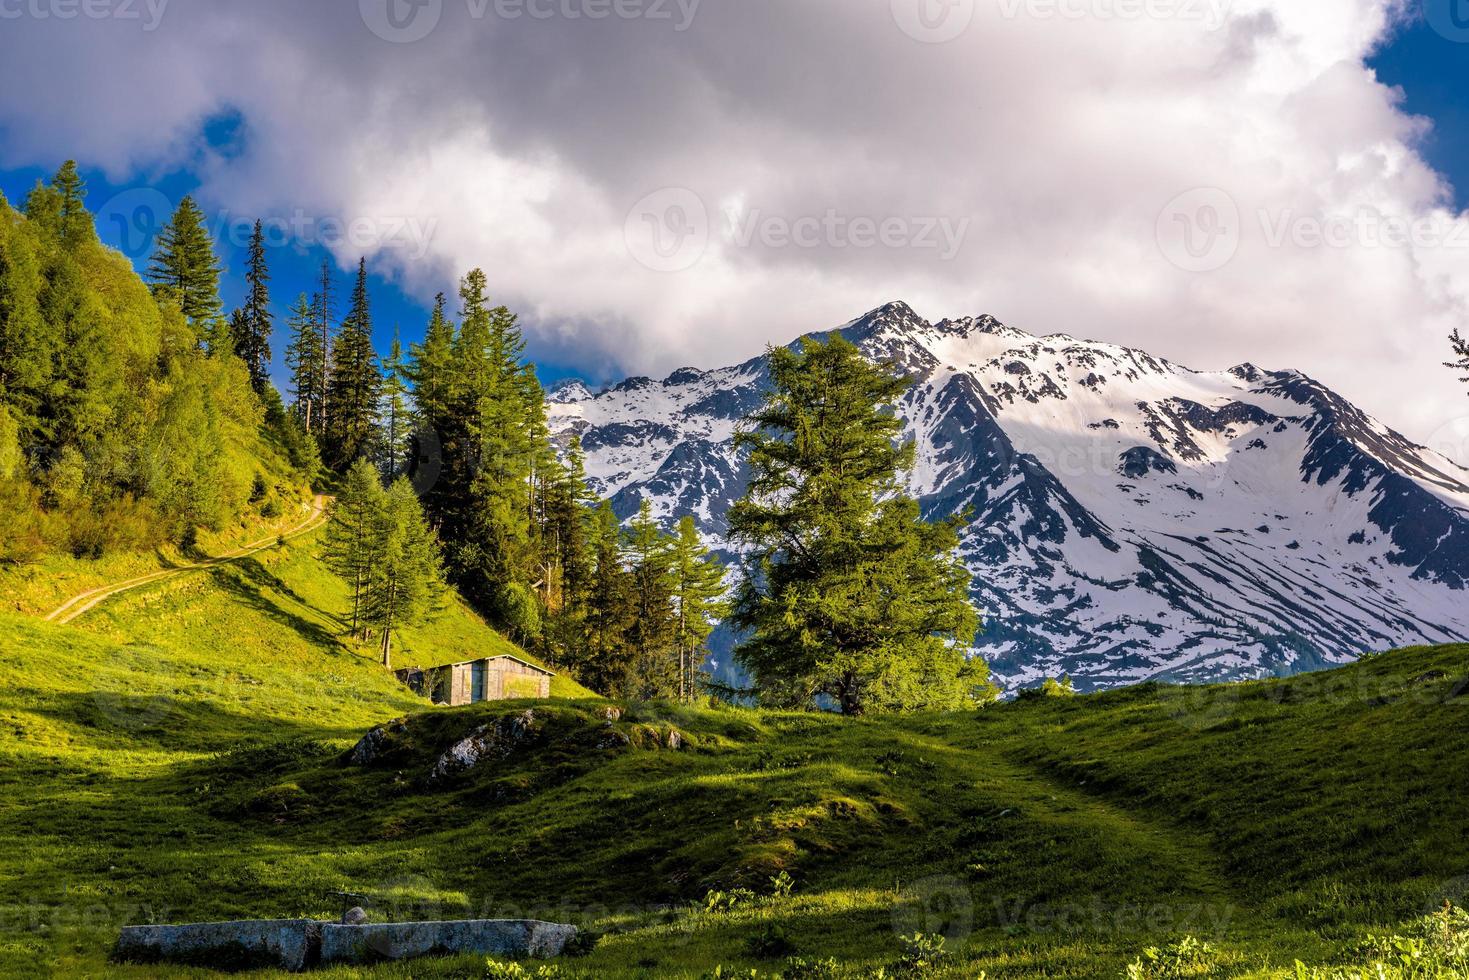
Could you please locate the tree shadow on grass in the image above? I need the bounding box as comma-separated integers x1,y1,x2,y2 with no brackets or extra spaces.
204,556,347,653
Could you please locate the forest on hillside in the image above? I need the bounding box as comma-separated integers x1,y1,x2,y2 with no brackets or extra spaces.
0,163,990,714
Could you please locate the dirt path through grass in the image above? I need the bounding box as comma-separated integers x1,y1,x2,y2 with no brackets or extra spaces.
41,495,330,626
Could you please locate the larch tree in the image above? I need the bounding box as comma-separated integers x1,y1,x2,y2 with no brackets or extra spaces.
146,196,223,347
1450,330,1469,391
363,477,444,669
321,458,386,637
727,332,989,716
669,515,729,703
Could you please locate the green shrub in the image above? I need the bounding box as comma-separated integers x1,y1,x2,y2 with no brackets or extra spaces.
1124,936,1220,979
702,888,758,914
768,871,795,898
484,959,570,979
782,956,839,979
896,932,948,975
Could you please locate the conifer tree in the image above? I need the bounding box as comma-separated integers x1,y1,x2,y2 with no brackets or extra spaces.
323,258,380,469
321,458,386,637
582,501,637,694
50,162,94,247
378,331,411,481
669,516,729,702
146,196,222,344
408,293,454,425
624,501,678,699
363,477,444,668
236,220,273,392
728,333,987,715
1451,330,1469,391
313,260,336,434
284,293,326,434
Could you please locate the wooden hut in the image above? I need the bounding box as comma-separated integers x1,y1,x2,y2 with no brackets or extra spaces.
395,656,554,706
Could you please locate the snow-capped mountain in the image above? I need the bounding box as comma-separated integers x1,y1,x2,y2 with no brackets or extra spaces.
547,302,1469,691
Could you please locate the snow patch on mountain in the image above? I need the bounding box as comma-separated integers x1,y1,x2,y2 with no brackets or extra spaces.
547,302,1469,691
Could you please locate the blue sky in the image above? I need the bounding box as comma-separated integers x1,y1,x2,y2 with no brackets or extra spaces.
1369,13,1469,211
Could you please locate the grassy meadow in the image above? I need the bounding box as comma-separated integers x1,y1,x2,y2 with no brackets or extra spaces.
1,525,1467,977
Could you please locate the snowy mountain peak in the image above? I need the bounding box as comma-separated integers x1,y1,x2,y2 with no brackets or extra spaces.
547,305,1469,691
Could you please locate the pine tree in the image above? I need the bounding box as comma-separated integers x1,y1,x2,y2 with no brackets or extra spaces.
582,501,637,695
284,293,326,434
323,258,380,470
146,196,222,344
669,516,729,702
313,260,336,435
363,477,444,669
1450,330,1469,391
236,220,273,392
52,161,93,247
624,500,678,700
728,333,987,716
321,458,386,637
537,438,595,667
408,293,454,425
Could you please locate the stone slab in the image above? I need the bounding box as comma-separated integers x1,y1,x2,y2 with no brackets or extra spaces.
116,919,321,971
320,919,579,963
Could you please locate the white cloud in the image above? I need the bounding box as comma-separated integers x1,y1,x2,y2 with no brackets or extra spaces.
0,0,1465,444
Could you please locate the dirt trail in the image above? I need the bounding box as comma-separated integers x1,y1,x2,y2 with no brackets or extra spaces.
42,495,329,626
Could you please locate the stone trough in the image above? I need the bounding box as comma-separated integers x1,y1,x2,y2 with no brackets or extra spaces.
116,917,578,972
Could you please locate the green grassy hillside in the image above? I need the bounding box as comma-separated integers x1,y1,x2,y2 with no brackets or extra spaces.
0,537,1465,977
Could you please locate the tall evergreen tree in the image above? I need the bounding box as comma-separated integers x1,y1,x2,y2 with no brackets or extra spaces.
378,331,411,481
363,477,444,669
313,260,337,434
146,196,222,345
669,516,729,703
581,501,637,694
284,293,326,434
1450,330,1469,392
624,500,677,699
236,220,273,392
322,458,386,637
728,333,987,716
323,258,380,470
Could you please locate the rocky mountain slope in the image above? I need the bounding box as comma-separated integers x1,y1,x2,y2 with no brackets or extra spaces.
547,303,1469,690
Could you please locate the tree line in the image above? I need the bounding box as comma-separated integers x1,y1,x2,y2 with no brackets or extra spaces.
0,163,314,563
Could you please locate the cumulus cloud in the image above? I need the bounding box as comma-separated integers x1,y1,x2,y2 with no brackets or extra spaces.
0,0,1466,448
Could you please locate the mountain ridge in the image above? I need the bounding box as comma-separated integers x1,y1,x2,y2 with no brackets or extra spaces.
547,301,1469,690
